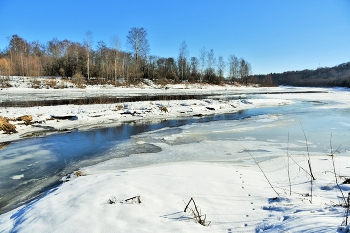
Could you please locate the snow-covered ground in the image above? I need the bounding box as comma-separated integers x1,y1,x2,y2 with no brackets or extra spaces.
1,141,350,232
1,80,350,232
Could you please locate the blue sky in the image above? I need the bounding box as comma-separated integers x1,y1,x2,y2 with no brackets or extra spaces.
1,0,349,74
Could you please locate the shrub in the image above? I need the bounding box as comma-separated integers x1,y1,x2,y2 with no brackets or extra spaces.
72,72,86,88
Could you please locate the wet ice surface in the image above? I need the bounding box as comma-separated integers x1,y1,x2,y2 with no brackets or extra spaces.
0,97,350,214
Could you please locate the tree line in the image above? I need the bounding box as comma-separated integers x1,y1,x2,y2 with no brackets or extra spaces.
252,62,350,88
0,28,252,86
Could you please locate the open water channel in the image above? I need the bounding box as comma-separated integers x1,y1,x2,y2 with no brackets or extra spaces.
0,91,349,215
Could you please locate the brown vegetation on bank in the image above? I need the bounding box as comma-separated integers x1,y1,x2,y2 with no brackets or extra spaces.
0,116,17,134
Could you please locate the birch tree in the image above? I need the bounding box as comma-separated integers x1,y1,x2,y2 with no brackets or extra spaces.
178,40,189,82
110,35,121,81
84,30,93,80
199,46,206,82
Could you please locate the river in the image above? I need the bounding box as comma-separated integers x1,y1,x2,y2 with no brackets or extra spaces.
0,89,349,215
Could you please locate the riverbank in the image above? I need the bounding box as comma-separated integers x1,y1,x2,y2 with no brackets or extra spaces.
1,80,344,144
0,81,298,144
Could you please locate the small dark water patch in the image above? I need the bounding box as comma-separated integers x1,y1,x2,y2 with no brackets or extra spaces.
0,90,327,107
51,115,78,120
0,94,216,107
130,143,162,154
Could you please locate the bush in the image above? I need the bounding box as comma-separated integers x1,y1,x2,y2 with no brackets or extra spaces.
72,72,86,88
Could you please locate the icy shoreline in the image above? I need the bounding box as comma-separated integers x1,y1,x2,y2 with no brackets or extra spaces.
0,83,297,144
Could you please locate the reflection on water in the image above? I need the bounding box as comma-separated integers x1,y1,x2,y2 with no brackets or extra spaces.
0,99,349,214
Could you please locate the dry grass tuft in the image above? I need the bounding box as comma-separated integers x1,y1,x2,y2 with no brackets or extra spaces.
159,106,169,113
0,116,17,134
74,170,85,177
16,115,33,125
184,197,210,226
116,105,124,110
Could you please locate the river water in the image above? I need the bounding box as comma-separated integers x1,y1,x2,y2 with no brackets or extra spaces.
0,91,349,214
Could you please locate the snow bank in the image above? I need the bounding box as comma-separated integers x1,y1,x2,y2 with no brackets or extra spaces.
1,148,349,232
0,96,292,143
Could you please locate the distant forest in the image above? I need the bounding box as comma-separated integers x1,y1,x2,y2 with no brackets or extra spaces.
250,62,350,88
0,28,252,86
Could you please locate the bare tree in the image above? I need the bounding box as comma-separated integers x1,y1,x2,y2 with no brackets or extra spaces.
0,58,10,81
239,59,252,85
126,27,150,82
84,30,93,80
228,55,239,81
8,35,30,76
217,56,225,79
126,27,149,61
207,49,215,71
205,49,216,83
178,40,189,82
199,46,206,82
110,35,121,81
190,57,199,82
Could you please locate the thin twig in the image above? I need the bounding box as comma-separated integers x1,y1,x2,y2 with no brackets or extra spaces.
329,133,346,205
287,132,292,196
300,123,316,180
241,145,279,196
300,123,314,204
283,150,312,177
346,193,350,225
